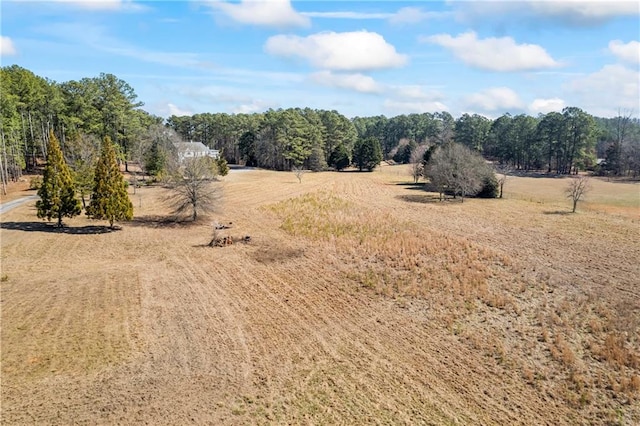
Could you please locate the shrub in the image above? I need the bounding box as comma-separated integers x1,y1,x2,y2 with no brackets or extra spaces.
477,174,499,198
29,176,43,190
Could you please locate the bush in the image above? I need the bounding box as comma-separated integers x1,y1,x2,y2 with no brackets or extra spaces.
476,174,499,198
29,176,43,190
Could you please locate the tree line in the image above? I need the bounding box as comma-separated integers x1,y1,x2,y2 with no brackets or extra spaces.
2,65,639,194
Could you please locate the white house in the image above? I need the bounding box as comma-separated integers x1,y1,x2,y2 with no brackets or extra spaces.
174,142,220,162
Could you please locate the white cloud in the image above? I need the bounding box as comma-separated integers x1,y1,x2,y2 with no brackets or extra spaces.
310,71,382,93
47,0,143,11
389,7,444,25
383,99,449,115
423,31,560,72
451,1,639,26
528,1,639,22
0,36,17,56
232,100,274,114
609,40,640,64
302,7,446,23
464,87,524,112
265,31,407,71
567,64,640,116
529,98,566,114
167,103,193,117
302,11,391,19
204,0,309,29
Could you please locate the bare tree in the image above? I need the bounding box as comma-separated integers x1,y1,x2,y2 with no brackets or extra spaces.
167,157,222,221
495,163,512,199
410,145,427,184
425,143,490,202
292,165,306,183
566,175,591,213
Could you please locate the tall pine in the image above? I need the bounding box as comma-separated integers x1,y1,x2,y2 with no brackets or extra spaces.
87,136,133,227
36,130,82,227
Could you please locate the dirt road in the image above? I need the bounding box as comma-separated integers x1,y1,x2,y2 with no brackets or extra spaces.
0,195,37,215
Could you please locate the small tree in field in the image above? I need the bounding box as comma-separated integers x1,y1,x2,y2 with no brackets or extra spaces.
168,157,222,221
495,164,511,199
410,145,428,184
425,143,495,202
292,165,306,183
566,175,591,213
36,130,82,227
353,137,383,171
87,136,133,228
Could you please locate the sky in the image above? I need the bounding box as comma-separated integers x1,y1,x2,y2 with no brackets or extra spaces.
1,0,639,119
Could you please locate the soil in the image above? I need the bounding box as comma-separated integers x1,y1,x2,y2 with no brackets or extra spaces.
1,166,638,425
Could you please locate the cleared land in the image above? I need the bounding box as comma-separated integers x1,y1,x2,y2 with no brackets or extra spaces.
1,166,639,425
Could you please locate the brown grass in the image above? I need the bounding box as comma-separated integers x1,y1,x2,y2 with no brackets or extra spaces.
1,164,639,425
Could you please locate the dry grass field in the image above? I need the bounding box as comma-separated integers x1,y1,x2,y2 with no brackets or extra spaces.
1,165,639,425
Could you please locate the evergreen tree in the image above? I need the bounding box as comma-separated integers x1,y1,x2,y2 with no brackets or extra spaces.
145,138,167,178
353,137,383,171
87,136,133,227
216,155,229,176
36,130,82,227
329,143,350,171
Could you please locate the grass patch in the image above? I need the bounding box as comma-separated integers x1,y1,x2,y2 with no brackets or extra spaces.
267,191,509,306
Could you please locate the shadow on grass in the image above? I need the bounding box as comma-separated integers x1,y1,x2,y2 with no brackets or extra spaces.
129,215,201,229
0,221,116,234
395,182,425,191
543,210,573,215
396,194,445,204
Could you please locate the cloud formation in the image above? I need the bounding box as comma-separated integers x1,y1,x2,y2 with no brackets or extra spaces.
310,71,382,93
265,31,407,71
389,7,445,25
0,36,17,56
464,87,524,112
423,31,560,72
529,98,566,114
609,40,640,64
205,0,309,29
166,102,193,117
452,0,639,26
48,0,143,11
568,64,639,116
384,99,449,115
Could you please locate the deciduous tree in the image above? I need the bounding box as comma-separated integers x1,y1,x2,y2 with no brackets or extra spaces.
566,175,591,213
167,157,222,221
425,142,494,202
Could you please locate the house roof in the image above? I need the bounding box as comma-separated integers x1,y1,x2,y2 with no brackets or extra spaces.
174,142,211,152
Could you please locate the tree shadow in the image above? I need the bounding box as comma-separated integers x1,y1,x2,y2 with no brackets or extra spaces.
129,215,201,229
543,210,573,215
396,194,443,204
395,182,424,191
0,221,116,234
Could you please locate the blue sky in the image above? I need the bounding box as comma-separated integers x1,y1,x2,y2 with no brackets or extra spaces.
1,0,639,119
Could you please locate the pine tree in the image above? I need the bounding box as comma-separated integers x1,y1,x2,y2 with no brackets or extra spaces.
36,130,82,227
353,137,383,171
87,136,133,228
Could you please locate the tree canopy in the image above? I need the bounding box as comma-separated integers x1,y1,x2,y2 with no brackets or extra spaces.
2,65,639,181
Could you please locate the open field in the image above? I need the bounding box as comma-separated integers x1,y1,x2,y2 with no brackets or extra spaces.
1,165,639,425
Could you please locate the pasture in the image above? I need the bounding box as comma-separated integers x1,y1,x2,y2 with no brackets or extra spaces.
1,165,639,425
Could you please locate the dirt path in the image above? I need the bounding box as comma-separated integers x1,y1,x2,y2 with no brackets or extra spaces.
0,195,37,215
